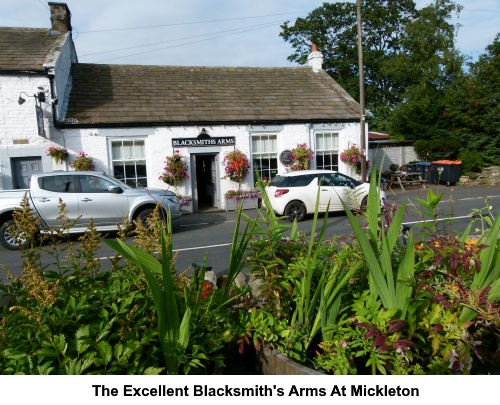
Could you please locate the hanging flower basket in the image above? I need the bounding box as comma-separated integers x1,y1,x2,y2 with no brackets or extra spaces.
160,150,189,188
340,144,367,175
290,143,314,171
70,152,94,171
46,146,69,164
223,149,250,184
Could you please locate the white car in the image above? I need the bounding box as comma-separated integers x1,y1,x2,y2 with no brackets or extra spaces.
264,170,386,222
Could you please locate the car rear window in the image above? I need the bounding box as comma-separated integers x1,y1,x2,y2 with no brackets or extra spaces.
38,175,75,193
269,174,317,187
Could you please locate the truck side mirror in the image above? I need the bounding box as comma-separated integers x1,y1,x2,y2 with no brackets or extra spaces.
108,185,123,194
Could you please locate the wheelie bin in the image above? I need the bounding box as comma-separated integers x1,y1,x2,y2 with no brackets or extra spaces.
430,160,462,186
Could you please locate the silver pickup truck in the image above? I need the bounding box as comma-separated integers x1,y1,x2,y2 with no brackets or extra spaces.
0,171,181,250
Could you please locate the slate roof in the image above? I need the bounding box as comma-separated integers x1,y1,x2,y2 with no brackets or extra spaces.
62,63,361,127
0,27,67,72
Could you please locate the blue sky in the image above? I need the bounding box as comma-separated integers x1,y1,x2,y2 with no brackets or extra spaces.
1,0,498,67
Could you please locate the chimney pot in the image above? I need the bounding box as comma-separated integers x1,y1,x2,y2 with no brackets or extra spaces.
48,2,72,33
307,44,323,72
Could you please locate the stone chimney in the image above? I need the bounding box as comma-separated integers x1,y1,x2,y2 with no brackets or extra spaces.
48,2,72,33
307,44,323,72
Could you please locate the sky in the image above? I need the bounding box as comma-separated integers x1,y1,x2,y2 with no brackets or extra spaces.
0,0,499,67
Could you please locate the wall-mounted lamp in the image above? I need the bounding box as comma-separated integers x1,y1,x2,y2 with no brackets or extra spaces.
17,88,48,137
18,87,47,106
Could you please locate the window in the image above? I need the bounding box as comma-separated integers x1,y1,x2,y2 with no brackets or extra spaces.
79,175,115,193
111,140,147,187
252,134,278,182
315,132,339,171
38,175,75,193
269,174,317,187
320,172,359,187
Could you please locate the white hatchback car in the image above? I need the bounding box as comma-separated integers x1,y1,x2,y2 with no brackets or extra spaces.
264,170,386,222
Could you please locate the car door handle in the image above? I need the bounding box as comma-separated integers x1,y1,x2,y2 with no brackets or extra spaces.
39,198,50,202
320,188,329,191
81,198,93,202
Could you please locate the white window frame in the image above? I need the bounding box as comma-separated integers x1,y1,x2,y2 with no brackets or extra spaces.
251,134,278,182
110,139,148,187
315,132,340,171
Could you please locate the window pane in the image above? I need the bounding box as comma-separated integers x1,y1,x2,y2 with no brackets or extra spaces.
136,161,147,177
80,175,114,193
134,143,145,159
112,143,123,160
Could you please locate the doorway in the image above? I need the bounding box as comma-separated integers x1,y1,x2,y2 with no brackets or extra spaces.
193,154,219,212
11,156,42,189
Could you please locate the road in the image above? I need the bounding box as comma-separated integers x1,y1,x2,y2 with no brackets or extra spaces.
1,184,499,281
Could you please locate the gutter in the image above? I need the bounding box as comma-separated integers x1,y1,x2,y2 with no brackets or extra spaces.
55,118,361,130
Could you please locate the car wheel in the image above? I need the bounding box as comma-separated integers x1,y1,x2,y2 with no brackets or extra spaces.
135,208,156,228
0,219,23,250
360,196,368,211
284,201,307,222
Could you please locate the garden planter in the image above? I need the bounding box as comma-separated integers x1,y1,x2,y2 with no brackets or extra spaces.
258,344,323,375
225,198,259,211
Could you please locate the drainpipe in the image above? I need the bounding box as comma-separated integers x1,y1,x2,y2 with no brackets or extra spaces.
48,73,58,127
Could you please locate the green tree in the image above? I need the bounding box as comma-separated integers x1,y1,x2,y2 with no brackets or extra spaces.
280,0,464,133
388,0,465,141
280,0,417,130
442,34,500,164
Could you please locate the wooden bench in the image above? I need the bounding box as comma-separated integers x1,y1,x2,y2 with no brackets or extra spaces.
401,180,426,186
390,173,426,191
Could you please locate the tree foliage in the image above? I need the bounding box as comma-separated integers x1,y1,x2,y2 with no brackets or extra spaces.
280,0,500,164
387,0,465,140
280,0,417,130
442,34,500,164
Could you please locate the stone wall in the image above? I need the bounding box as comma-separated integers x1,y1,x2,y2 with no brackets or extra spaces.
459,166,500,186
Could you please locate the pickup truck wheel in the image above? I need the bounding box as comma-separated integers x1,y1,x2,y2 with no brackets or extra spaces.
136,208,155,229
0,219,23,250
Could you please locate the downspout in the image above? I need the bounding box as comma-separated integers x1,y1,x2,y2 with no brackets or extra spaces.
48,72,58,127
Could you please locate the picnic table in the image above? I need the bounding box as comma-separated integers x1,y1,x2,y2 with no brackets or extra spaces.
389,172,426,191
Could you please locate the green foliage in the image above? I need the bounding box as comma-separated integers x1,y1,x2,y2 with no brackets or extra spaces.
0,200,252,375
281,0,419,130
248,180,363,361
458,150,483,174
0,258,164,374
413,138,461,161
2,165,499,376
343,167,415,319
443,34,500,164
103,228,191,375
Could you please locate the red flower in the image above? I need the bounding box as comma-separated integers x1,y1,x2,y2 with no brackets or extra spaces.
201,282,213,300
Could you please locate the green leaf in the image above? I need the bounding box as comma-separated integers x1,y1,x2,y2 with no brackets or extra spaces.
54,334,67,355
96,341,112,366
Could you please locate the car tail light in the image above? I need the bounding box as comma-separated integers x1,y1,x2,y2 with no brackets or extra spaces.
274,189,289,198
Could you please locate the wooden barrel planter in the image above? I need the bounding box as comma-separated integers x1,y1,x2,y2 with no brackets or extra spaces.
258,344,323,375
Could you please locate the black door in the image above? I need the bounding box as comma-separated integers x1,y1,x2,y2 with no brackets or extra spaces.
195,154,216,211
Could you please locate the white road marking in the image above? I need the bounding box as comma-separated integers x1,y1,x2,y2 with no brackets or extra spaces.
173,243,232,252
